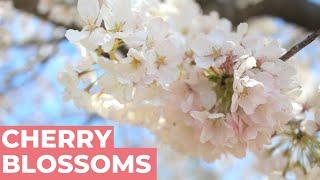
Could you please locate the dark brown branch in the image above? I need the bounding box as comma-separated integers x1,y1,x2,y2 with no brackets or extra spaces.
280,29,320,61
197,0,320,31
12,37,65,48
12,0,80,30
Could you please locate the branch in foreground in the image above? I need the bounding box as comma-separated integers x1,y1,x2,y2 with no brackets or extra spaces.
280,29,320,61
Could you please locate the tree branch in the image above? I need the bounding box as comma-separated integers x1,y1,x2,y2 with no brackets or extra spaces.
11,0,80,30
280,29,320,61
197,0,320,31
12,0,320,32
12,37,65,48
9,0,320,61
0,41,60,95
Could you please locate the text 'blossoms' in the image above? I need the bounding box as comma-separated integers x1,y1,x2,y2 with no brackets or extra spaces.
60,0,301,161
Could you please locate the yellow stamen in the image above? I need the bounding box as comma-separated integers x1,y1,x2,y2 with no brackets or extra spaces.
130,58,142,69
212,49,221,59
110,22,124,33
155,54,166,69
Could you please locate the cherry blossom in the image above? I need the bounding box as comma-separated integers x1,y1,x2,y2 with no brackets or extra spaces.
60,0,301,161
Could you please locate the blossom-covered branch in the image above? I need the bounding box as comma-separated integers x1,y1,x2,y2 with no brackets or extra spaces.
60,0,301,162
11,0,320,32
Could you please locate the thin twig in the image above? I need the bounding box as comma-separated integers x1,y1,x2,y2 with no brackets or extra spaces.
12,37,65,48
280,29,320,61
0,47,58,95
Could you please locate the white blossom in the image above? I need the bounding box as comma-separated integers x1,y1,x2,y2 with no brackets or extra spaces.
60,0,301,161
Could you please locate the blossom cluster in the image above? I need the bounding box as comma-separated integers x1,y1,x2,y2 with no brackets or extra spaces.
252,61,320,178
60,0,300,160
255,103,320,178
